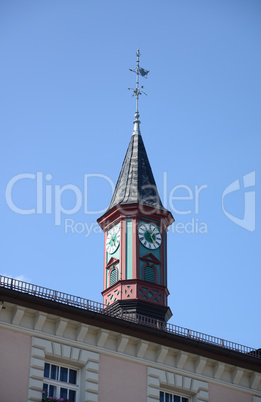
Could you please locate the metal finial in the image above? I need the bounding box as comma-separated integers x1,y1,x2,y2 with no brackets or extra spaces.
128,49,149,127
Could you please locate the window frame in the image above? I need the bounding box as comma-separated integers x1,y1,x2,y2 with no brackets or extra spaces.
43,361,79,402
109,266,118,286
144,263,157,283
160,390,190,402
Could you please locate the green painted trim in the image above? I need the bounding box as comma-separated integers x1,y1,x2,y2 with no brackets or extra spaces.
126,220,132,279
106,223,120,288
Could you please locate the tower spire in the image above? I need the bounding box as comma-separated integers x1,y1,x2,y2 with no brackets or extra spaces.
97,51,173,323
129,49,149,134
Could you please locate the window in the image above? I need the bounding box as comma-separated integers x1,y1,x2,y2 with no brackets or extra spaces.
43,363,78,402
110,267,117,286
160,391,189,402
144,264,156,283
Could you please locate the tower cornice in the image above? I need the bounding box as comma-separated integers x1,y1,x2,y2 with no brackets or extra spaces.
97,203,174,232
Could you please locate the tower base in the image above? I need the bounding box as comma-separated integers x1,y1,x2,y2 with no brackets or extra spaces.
104,299,172,323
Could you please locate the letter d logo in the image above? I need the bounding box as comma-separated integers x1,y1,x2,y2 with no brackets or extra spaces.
222,171,255,232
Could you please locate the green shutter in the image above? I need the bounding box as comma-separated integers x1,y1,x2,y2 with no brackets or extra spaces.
110,268,117,286
144,265,155,283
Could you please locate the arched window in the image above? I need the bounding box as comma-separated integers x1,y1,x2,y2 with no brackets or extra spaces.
110,267,117,287
144,264,156,283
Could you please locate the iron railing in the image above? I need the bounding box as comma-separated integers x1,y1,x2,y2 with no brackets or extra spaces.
0,275,260,359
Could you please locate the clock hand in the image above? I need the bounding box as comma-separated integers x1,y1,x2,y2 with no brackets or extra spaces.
110,236,115,245
150,233,155,243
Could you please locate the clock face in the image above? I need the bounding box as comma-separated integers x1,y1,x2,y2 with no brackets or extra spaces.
138,223,162,250
106,226,120,254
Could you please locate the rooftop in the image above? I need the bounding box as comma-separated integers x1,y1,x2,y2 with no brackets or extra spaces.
108,122,167,212
0,274,260,367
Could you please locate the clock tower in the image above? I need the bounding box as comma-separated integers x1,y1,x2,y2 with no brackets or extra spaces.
97,50,174,322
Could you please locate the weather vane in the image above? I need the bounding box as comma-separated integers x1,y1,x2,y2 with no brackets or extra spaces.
128,49,149,120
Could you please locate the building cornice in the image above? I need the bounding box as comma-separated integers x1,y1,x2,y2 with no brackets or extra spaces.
0,287,260,374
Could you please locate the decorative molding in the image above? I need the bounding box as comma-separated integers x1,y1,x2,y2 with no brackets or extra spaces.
106,257,119,269
232,368,244,384
117,335,129,353
96,330,109,348
28,336,99,402
156,346,168,364
147,366,209,401
136,341,149,358
137,283,164,305
55,319,67,337
176,351,188,369
213,362,225,379
251,373,261,390
12,306,25,325
140,253,161,265
1,302,261,398
195,357,207,374
76,324,89,342
84,357,99,402
34,313,47,331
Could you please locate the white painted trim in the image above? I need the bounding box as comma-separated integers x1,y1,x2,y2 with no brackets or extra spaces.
28,337,99,402
147,366,209,402
1,302,261,399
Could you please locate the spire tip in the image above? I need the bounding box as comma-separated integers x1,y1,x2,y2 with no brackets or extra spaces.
129,50,149,130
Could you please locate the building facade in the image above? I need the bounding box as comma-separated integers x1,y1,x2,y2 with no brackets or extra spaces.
0,277,261,402
0,52,260,401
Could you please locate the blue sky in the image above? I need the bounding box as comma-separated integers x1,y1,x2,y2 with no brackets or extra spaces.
1,1,260,348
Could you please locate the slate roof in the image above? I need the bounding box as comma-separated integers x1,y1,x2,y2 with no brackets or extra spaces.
108,121,165,211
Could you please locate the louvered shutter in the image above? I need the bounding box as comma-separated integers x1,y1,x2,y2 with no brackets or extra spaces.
110,268,117,286
144,265,155,283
